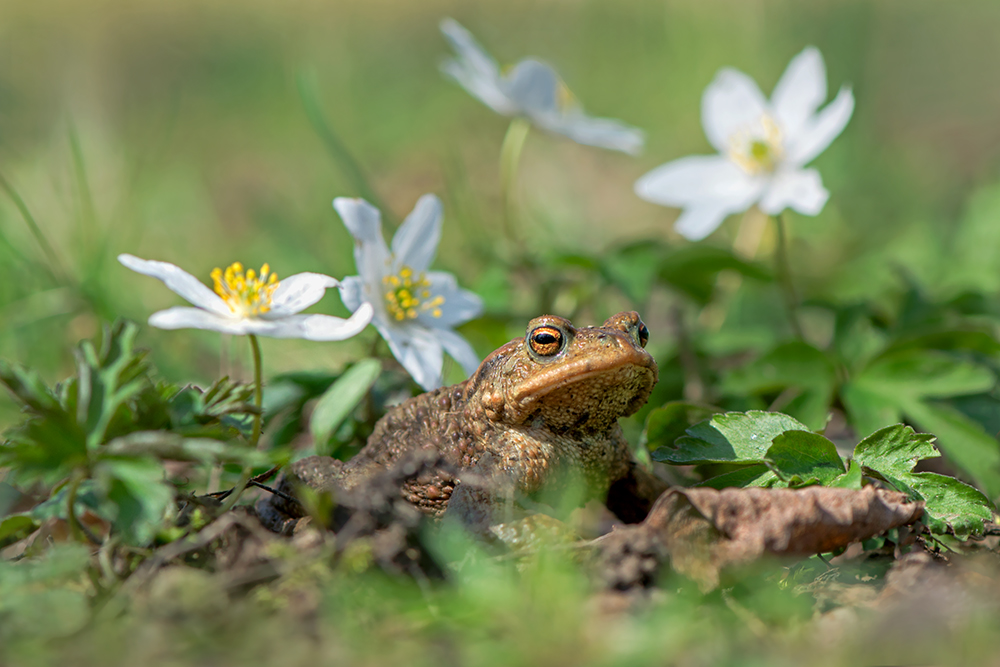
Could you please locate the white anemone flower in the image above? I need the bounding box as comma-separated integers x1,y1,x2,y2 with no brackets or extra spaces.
118,254,374,340
635,47,855,241
333,194,484,391
440,18,645,155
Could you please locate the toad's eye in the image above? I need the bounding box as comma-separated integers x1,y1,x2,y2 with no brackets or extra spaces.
637,323,649,348
529,326,564,357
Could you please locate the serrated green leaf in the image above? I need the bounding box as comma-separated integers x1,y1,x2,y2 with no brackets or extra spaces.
696,464,780,489
722,342,836,430
653,411,808,464
901,401,1000,500
310,359,382,449
829,460,864,489
897,471,995,538
642,401,721,453
765,430,845,487
853,424,940,478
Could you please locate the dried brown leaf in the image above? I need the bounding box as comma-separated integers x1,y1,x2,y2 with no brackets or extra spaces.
598,485,924,590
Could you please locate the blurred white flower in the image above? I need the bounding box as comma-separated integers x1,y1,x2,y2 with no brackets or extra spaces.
118,254,373,340
635,47,854,241
440,18,644,155
333,194,484,391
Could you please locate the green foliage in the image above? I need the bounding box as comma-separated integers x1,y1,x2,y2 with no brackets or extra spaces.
650,411,996,537
310,359,382,453
0,320,268,546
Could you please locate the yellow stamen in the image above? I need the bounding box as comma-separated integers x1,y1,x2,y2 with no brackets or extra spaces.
728,114,784,175
211,261,280,317
381,264,445,322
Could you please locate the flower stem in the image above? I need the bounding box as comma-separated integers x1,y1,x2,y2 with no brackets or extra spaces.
773,213,804,340
248,334,263,448
220,334,263,513
499,117,531,245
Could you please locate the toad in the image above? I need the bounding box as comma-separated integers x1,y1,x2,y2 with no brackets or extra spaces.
259,311,667,537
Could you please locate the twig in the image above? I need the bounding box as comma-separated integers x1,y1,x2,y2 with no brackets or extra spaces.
210,466,281,501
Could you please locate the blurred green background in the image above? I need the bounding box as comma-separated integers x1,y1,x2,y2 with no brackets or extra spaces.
2,0,1000,427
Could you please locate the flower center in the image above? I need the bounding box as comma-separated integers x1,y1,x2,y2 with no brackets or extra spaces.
727,114,784,174
210,262,279,317
382,265,444,322
556,80,576,112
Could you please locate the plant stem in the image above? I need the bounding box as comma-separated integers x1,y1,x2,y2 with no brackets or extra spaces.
249,334,263,448
220,334,263,513
499,117,530,245
66,469,100,545
773,213,804,340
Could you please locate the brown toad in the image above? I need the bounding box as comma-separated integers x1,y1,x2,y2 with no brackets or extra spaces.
262,311,667,535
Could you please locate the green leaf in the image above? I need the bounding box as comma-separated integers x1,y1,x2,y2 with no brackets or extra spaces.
310,359,382,449
829,460,864,489
73,320,152,448
764,431,846,487
658,245,771,306
642,401,722,453
848,349,994,406
722,342,836,430
901,401,1000,500
853,424,940,478
653,411,809,464
0,514,38,545
94,458,173,545
697,464,780,489
897,472,995,538
601,240,666,305
29,481,105,522
843,348,998,451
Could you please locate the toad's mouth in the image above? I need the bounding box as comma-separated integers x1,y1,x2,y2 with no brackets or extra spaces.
509,348,658,424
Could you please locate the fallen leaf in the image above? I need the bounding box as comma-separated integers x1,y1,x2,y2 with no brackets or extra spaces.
598,485,924,590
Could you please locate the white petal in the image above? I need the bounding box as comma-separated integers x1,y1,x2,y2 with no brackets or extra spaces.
502,59,560,115
785,87,854,167
338,275,366,313
635,155,761,207
436,327,481,377
759,168,829,216
378,321,444,391
701,68,768,153
441,61,517,115
419,271,483,328
534,110,645,155
244,304,374,341
771,47,827,142
267,272,338,317
439,19,515,115
390,194,442,273
439,19,501,85
118,254,230,316
672,202,744,241
148,307,246,334
333,198,391,284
